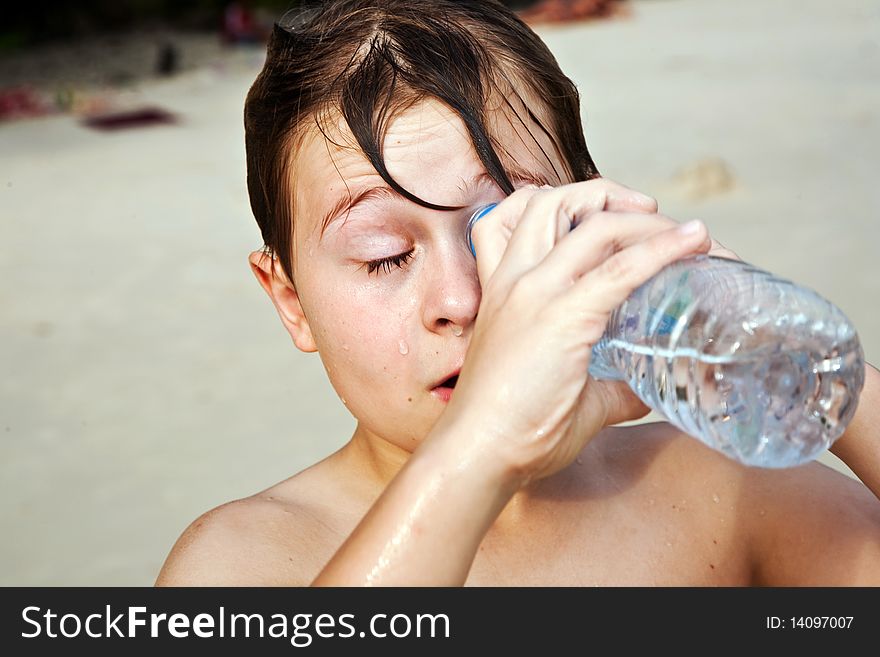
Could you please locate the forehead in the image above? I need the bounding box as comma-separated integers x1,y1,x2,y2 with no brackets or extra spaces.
289,92,564,239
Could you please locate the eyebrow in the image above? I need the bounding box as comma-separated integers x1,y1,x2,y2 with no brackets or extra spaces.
318,164,551,236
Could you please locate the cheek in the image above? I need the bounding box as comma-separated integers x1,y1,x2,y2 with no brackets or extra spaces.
308,279,421,386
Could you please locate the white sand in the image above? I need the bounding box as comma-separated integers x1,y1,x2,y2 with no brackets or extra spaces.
1,0,878,585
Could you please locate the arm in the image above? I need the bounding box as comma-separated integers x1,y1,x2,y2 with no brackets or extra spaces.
829,362,880,500
312,414,519,585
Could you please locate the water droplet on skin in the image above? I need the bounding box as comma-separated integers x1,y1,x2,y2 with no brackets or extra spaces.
665,541,673,548
575,457,583,465
759,509,766,517
398,340,409,355
342,343,350,351
712,493,720,504
341,398,347,405
452,325,463,337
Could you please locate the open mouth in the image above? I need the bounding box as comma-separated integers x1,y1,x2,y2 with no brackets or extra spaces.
439,374,459,389
431,368,461,402
431,372,459,403
433,373,459,390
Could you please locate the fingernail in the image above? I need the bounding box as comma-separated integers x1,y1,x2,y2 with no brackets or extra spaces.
678,219,703,235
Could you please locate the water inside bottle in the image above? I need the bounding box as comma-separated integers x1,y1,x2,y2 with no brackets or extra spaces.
606,336,863,467
589,256,865,468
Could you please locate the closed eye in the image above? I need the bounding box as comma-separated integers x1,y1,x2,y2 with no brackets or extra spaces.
363,249,415,276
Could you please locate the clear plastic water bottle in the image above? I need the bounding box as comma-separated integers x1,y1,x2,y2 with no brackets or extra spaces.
467,205,865,468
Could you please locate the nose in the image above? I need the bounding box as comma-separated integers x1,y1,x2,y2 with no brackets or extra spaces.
421,238,481,337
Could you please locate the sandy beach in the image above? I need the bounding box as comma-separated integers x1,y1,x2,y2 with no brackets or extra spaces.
1,0,878,585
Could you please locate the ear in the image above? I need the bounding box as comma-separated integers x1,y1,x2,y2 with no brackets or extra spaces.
248,250,318,353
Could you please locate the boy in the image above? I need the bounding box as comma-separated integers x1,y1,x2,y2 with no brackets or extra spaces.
157,0,880,586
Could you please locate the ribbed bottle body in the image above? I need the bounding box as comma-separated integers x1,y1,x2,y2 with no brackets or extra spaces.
589,256,864,467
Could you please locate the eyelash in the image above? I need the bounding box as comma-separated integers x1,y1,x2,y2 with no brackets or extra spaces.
363,249,415,276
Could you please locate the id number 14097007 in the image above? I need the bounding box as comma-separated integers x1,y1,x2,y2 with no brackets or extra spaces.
766,616,854,629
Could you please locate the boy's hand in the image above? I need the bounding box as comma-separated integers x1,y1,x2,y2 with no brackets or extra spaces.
448,178,713,487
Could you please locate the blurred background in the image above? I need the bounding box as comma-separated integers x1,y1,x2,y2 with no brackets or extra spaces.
1,0,878,585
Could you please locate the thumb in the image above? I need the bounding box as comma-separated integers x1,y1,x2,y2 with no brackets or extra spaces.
593,379,651,427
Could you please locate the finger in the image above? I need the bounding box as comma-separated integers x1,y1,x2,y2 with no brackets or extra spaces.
591,379,651,427
528,211,684,291
471,186,541,287
562,379,650,457
484,180,656,287
560,220,711,339
545,178,657,214
593,178,659,214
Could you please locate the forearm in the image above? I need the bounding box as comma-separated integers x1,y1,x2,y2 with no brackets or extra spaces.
829,362,880,500
312,417,519,586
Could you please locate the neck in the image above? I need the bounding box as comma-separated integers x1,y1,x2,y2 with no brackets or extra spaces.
338,422,552,534
339,423,414,491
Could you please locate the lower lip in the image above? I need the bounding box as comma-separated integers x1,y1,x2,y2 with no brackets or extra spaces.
431,387,454,403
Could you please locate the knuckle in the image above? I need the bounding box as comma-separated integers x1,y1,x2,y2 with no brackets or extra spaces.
652,212,677,227
582,176,620,196
508,186,535,200
507,272,540,305
588,177,659,212
582,314,608,344
599,252,632,280
508,186,541,208
581,176,611,188
577,210,614,235
645,213,678,233
522,187,553,213
568,302,608,342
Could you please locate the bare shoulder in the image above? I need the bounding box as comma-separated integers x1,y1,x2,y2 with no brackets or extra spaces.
154,495,309,586
738,453,880,585
155,466,360,587
591,421,880,585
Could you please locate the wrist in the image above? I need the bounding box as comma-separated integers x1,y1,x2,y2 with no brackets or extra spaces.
313,412,523,586
419,408,525,507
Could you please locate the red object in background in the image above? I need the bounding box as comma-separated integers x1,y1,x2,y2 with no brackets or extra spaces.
81,107,177,131
518,0,624,24
0,86,53,121
222,2,260,44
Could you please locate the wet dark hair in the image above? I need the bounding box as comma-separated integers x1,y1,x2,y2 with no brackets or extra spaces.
244,0,599,287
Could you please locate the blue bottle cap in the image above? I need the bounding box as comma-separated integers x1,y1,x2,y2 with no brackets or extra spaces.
466,203,497,257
